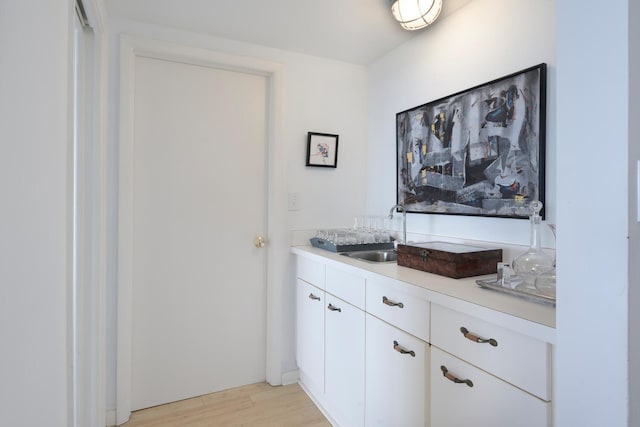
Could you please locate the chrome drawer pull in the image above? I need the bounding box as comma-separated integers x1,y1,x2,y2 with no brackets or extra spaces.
393,340,415,357
440,365,473,388
327,303,342,312
460,327,498,347
308,293,321,301
383,296,404,308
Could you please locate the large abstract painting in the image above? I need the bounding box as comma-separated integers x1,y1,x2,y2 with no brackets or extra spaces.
396,64,546,219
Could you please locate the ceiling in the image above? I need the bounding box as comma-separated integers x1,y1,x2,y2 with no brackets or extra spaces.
105,0,475,64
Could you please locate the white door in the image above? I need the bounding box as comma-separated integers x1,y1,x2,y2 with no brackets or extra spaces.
129,55,268,411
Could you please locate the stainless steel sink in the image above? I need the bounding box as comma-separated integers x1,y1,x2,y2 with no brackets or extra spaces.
340,249,397,263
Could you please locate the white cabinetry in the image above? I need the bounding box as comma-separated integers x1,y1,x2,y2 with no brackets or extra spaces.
430,304,552,427
296,259,365,427
295,278,324,397
431,347,550,427
325,294,365,427
293,248,555,427
365,276,429,341
364,275,430,427
365,314,428,427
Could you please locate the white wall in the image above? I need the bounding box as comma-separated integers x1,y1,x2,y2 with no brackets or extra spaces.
556,0,630,426
105,18,368,410
0,1,73,426
369,0,632,425
629,1,640,425
367,0,556,248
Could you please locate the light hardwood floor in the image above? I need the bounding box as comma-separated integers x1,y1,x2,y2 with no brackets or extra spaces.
120,382,331,427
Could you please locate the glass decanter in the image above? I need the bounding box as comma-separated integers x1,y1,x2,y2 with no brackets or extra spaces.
513,201,554,291
535,224,556,297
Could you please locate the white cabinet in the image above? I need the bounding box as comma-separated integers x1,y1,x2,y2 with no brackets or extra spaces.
326,266,365,309
431,347,551,427
297,256,325,289
295,278,324,397
365,314,429,427
293,250,554,427
366,276,430,341
325,294,365,427
430,304,552,427
431,304,551,400
296,260,366,427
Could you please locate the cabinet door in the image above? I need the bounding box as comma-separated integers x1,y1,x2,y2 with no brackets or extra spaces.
431,347,551,427
365,314,428,427
325,294,365,427
296,279,324,396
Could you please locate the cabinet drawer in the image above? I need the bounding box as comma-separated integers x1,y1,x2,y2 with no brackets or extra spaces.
431,304,551,400
431,347,551,427
366,277,429,341
296,256,325,289
326,266,365,309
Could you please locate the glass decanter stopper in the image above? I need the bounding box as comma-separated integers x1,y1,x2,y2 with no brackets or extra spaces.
513,200,554,291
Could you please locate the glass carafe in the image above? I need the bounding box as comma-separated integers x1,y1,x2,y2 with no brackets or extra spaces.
513,201,554,291
534,224,556,297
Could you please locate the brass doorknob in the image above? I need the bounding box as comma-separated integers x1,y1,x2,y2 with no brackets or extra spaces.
254,236,266,248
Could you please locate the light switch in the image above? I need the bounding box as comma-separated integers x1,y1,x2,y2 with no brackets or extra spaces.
288,192,301,211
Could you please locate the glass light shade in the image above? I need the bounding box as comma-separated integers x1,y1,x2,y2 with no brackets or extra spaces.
391,0,443,31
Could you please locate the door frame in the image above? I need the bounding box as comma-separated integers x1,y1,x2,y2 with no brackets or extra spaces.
71,1,109,426
116,35,285,425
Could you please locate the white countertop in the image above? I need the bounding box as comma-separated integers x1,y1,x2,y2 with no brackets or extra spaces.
292,245,556,344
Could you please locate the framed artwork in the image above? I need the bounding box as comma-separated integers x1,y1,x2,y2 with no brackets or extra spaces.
396,63,547,219
306,132,339,168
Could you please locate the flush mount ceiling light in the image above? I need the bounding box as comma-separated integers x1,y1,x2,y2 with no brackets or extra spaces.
391,0,443,31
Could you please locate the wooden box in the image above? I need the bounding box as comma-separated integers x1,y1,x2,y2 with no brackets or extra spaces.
397,241,502,279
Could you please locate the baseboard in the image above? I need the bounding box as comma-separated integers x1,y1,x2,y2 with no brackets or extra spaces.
106,374,300,426
298,380,338,427
106,409,116,427
281,369,299,385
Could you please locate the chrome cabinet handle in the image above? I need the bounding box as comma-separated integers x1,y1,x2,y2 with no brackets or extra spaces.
441,365,474,388
393,340,415,357
327,303,342,312
460,327,498,347
308,293,321,301
383,296,404,308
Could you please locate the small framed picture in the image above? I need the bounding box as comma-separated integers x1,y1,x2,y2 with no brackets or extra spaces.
306,132,339,168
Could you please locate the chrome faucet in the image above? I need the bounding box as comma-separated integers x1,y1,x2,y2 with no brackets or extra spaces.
388,204,407,245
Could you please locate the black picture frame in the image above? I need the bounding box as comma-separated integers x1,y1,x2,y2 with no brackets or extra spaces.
306,132,339,168
396,63,547,219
